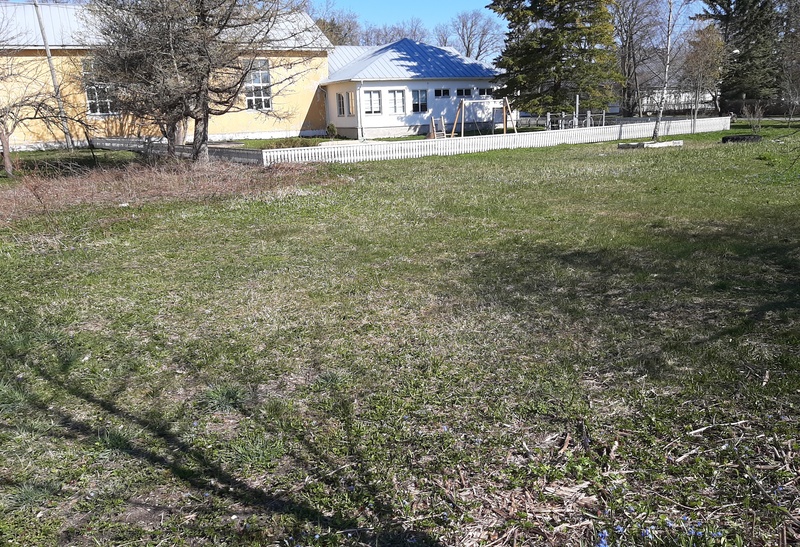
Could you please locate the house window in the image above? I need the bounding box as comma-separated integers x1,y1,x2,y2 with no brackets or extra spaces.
434,88,450,98
245,59,271,110
456,88,472,97
83,60,117,115
364,90,381,114
387,90,405,114
412,89,427,112
336,93,345,117
346,91,356,116
478,88,494,97
86,83,117,115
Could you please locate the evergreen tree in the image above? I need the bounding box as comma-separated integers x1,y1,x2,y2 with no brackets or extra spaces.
700,0,780,108
777,0,800,118
489,0,620,113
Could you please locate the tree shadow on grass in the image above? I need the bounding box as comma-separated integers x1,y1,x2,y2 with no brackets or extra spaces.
0,320,443,546
464,215,800,380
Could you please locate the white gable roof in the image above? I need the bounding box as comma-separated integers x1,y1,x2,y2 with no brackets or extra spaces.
325,38,498,84
0,2,332,51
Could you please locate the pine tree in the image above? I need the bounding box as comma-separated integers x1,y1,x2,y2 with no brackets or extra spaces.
700,0,780,109
489,0,620,113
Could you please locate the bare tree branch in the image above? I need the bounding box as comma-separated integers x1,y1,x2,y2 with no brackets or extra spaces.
85,0,328,162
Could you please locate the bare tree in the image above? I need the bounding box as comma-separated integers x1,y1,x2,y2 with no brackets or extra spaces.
449,10,504,62
681,24,725,116
309,0,362,45
86,0,327,162
0,21,65,175
361,18,430,45
433,23,452,48
651,0,689,140
611,0,660,116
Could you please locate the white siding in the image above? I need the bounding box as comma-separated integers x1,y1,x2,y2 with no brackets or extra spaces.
324,79,498,139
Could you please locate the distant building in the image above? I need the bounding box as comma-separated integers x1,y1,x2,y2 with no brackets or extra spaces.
1,4,507,149
0,1,331,149
322,39,501,139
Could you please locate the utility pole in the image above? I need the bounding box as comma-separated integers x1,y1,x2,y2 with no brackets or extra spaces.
33,0,74,150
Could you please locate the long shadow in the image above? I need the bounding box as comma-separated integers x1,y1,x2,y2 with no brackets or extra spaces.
464,217,800,378
0,320,443,546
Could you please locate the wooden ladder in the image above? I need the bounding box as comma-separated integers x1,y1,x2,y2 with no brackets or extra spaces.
430,117,447,138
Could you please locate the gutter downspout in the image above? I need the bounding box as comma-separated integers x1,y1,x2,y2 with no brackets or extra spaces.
356,80,363,141
33,0,74,150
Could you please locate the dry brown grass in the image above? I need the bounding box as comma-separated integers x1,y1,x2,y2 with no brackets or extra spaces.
0,160,331,226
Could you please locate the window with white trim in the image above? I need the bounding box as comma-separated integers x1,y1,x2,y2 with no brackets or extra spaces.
387,90,405,114
412,89,427,112
336,93,345,117
477,88,494,97
83,60,117,115
456,88,472,97
434,88,450,98
364,90,381,114
244,59,271,110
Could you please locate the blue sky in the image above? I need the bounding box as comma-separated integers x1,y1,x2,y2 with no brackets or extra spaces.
320,0,503,29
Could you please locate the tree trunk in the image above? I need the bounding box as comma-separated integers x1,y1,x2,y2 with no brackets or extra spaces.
0,128,13,176
165,122,177,158
192,75,210,164
163,118,188,158
175,118,188,147
653,0,674,141
192,113,209,164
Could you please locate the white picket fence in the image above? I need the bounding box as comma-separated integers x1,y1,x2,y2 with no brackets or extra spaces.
262,117,731,166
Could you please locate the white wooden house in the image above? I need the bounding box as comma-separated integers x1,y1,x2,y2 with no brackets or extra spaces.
322,39,501,139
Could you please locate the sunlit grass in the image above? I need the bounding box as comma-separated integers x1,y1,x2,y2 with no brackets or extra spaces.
0,124,798,545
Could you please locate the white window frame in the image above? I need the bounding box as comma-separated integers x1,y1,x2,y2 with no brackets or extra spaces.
244,59,272,111
83,60,118,116
434,88,450,98
387,89,405,114
456,88,472,98
364,90,382,114
412,89,428,112
478,88,494,97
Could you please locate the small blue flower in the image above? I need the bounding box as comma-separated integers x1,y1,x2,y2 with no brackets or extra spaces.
615,525,625,534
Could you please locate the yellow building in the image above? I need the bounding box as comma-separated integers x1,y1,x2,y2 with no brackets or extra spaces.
0,2,331,150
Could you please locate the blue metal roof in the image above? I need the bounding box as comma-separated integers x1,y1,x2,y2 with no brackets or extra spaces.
324,38,498,83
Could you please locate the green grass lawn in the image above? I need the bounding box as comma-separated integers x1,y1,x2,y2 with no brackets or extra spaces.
0,124,798,546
